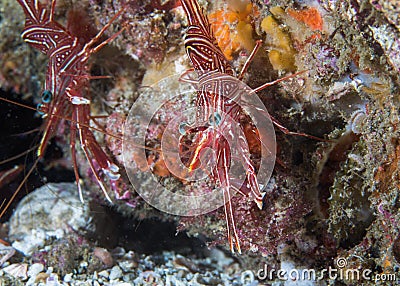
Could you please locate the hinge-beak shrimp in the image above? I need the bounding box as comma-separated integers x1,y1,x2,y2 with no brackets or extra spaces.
180,0,327,253
0,0,125,218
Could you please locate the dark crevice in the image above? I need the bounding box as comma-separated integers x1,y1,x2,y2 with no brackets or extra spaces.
88,203,208,256
0,88,74,221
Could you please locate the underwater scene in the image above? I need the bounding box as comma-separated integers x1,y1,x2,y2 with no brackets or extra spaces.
0,0,399,285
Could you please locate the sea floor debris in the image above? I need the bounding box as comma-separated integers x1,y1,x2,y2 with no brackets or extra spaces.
0,183,258,286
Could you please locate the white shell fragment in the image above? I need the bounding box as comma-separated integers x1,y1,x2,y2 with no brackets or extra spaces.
3,263,28,280
0,244,16,266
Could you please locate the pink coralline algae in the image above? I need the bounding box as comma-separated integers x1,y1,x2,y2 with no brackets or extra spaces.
91,0,184,65
179,174,313,255
315,45,339,79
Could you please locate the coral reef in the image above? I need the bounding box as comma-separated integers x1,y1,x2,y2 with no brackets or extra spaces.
1,0,399,284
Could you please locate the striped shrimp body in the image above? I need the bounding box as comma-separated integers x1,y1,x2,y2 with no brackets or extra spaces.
180,0,267,253
180,0,325,253
1,0,125,217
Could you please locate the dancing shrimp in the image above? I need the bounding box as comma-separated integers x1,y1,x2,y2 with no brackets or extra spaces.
0,0,124,217
180,0,267,253
180,0,325,253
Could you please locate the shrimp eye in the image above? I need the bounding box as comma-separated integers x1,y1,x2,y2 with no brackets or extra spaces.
36,103,49,118
36,103,45,115
179,122,190,135
208,112,221,126
41,90,52,103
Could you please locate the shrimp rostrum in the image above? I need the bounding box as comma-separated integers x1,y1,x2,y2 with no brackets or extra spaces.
6,0,125,212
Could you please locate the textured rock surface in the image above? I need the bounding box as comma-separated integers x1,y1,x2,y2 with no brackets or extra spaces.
8,183,91,255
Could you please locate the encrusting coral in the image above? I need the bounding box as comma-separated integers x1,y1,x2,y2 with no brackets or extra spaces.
208,1,257,60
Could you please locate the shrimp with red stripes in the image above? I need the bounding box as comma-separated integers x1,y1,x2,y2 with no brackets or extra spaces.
180,0,268,253
0,0,125,217
180,0,324,253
